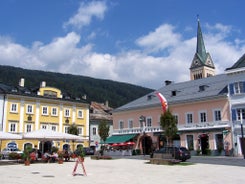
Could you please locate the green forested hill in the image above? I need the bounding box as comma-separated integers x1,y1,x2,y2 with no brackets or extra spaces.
0,65,153,108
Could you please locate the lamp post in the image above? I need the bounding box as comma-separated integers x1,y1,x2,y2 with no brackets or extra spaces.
240,110,245,159
139,115,146,156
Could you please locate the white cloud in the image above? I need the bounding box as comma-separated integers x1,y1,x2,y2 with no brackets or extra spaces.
63,1,107,30
0,22,245,89
135,24,181,54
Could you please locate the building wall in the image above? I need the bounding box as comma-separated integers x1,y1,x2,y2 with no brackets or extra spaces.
1,88,90,152
113,97,232,155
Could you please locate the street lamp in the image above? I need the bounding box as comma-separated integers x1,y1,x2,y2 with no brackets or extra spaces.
240,110,245,159
139,115,146,156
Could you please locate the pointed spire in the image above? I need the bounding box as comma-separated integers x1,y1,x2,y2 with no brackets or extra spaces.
196,17,207,63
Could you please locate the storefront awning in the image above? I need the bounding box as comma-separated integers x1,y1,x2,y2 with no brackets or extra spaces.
104,134,138,144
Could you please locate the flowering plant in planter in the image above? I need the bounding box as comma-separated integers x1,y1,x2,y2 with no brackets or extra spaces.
57,150,64,159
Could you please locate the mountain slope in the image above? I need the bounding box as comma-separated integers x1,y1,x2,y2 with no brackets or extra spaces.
0,65,153,108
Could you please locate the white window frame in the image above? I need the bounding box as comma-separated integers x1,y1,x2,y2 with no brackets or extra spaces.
119,120,124,129
26,104,34,114
213,109,221,121
10,103,18,113
42,106,48,116
78,127,83,135
128,119,133,128
146,117,152,127
9,122,17,133
77,109,83,118
199,111,207,123
41,124,48,129
234,82,243,94
186,113,193,124
51,107,58,116
64,108,70,117
51,125,57,131
64,126,69,133
26,124,32,133
92,127,97,135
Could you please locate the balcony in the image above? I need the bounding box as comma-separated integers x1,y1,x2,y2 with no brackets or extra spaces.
113,121,232,135
113,126,163,135
178,121,231,131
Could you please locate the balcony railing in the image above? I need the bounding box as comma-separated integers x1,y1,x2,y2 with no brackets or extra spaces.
113,121,232,135
177,121,231,131
113,126,162,135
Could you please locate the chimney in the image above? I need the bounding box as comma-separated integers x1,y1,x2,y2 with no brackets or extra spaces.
165,80,172,86
82,94,87,100
105,100,109,107
40,81,46,88
19,78,25,87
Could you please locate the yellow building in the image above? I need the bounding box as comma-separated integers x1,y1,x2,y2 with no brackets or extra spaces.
0,79,90,153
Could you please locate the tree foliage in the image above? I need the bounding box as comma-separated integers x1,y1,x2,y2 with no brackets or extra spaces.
98,120,110,143
160,109,178,146
68,124,79,135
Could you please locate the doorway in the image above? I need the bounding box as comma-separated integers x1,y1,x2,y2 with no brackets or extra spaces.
199,134,209,155
141,135,152,155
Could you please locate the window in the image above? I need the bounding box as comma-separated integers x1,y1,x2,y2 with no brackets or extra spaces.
173,114,178,124
237,109,245,120
234,82,244,94
42,106,48,115
92,127,97,135
9,123,16,133
10,103,18,113
51,125,57,131
78,127,83,135
26,104,33,114
26,124,32,132
215,134,224,151
128,119,133,128
41,125,48,129
186,135,194,150
64,126,69,133
200,112,207,123
64,108,70,117
146,117,152,127
77,110,83,118
119,120,124,129
51,107,58,116
214,110,221,121
186,113,193,124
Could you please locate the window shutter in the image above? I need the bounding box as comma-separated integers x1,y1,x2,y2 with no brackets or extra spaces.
231,109,236,121
229,83,234,95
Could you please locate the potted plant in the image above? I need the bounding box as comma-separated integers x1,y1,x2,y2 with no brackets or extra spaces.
75,146,85,162
57,150,64,164
22,145,32,166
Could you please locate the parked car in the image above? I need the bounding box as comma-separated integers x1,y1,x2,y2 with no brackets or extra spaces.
152,146,191,162
1,147,23,159
84,147,95,155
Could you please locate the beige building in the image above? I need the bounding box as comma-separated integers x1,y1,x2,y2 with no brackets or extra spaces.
0,79,90,152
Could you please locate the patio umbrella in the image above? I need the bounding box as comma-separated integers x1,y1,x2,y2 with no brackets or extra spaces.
0,131,22,151
0,131,22,140
126,141,135,146
23,129,84,141
111,143,119,147
23,129,85,153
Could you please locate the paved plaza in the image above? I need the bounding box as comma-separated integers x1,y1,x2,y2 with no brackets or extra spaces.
0,157,245,184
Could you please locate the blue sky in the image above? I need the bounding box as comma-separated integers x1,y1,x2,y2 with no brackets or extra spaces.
0,0,245,89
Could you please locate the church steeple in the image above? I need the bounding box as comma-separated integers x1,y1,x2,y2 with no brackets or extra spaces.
190,17,215,80
196,18,207,63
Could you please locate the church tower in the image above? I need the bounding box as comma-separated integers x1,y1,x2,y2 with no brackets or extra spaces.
190,18,215,80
